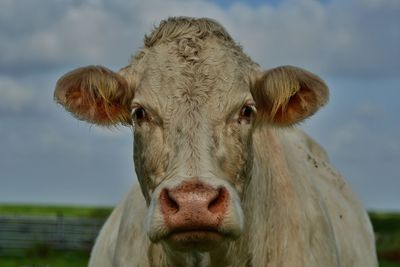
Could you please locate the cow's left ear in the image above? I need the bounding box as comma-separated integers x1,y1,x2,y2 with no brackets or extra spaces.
251,65,329,126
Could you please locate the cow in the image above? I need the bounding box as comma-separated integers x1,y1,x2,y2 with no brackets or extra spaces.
54,17,377,267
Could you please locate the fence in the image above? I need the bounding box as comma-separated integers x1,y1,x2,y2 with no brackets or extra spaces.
0,215,106,254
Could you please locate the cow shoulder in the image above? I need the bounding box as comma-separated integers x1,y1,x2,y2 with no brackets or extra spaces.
89,184,151,267
279,128,377,266
89,193,125,267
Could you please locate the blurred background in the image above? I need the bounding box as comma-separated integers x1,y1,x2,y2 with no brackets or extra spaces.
0,0,399,266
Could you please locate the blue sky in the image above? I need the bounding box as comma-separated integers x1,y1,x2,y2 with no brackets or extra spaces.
0,0,399,210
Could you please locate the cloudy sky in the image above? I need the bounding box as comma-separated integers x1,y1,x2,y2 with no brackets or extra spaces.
0,0,399,211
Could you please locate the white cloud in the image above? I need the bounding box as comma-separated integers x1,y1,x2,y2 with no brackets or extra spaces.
0,2,137,70
1,0,398,77
223,0,400,77
0,76,34,112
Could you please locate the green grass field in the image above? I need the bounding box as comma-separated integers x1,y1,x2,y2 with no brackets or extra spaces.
370,212,400,266
0,251,90,267
0,205,399,266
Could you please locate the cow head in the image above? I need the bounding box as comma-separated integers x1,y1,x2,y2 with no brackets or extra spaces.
54,18,328,253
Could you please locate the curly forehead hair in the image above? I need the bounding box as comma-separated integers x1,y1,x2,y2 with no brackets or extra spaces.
144,17,236,48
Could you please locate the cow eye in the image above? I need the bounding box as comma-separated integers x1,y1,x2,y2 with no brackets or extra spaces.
239,104,256,123
132,107,147,122
241,106,253,118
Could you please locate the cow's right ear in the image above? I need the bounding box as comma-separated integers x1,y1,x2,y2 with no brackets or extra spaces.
54,65,133,126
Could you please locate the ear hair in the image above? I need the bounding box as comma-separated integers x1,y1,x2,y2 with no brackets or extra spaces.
251,66,329,126
54,65,133,126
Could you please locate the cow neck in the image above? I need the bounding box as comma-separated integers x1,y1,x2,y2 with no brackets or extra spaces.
238,127,306,266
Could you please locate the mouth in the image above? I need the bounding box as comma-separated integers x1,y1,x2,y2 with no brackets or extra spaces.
164,228,225,251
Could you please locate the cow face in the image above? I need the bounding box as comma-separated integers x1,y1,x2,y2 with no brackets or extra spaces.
54,19,328,253
126,42,257,251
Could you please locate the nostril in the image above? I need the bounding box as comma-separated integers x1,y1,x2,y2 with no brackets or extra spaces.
160,189,179,214
208,187,229,214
